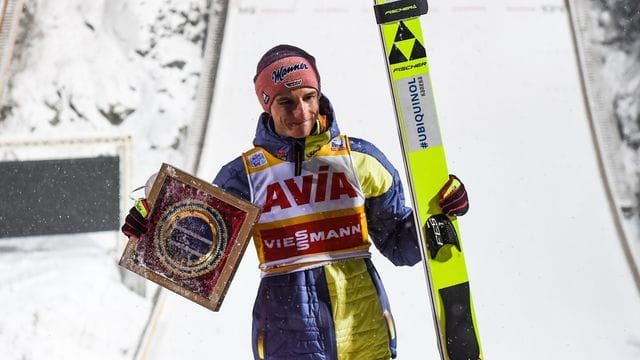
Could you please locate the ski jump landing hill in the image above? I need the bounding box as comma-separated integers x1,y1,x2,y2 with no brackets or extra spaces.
137,1,640,360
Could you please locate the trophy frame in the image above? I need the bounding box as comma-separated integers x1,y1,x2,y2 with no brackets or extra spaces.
119,163,260,311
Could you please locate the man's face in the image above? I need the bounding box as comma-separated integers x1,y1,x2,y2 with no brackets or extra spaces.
270,87,319,139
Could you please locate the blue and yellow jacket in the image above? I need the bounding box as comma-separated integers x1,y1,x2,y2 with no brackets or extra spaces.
213,95,421,360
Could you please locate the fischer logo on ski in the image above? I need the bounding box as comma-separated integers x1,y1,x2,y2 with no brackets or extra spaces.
388,21,427,65
374,0,428,24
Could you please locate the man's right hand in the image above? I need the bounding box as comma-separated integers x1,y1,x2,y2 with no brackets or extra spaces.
121,199,149,238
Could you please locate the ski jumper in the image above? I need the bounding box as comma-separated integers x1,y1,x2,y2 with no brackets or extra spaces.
213,95,421,360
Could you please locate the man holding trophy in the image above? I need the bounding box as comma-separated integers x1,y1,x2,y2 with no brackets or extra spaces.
121,44,469,360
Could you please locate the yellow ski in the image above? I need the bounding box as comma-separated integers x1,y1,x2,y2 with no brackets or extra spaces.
373,1,483,359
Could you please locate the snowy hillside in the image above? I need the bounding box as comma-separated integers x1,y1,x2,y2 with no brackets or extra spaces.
0,0,209,358
1,0,209,180
567,0,640,278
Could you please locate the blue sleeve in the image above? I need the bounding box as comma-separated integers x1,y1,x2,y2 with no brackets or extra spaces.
212,156,251,202
349,137,422,266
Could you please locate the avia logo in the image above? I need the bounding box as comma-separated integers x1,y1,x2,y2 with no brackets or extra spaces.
262,166,358,213
272,63,309,83
389,21,427,65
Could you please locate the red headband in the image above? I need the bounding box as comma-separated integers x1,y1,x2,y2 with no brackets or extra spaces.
254,56,320,113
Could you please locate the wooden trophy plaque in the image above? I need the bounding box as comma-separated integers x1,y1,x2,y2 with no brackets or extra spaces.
119,163,260,311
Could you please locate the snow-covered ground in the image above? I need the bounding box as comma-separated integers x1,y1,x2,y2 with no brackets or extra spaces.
0,233,150,359
0,0,209,358
2,0,640,359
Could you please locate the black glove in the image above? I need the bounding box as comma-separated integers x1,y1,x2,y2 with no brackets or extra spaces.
438,174,469,217
121,199,149,238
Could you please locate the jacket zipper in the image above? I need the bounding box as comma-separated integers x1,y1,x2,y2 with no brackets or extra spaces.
293,142,303,176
